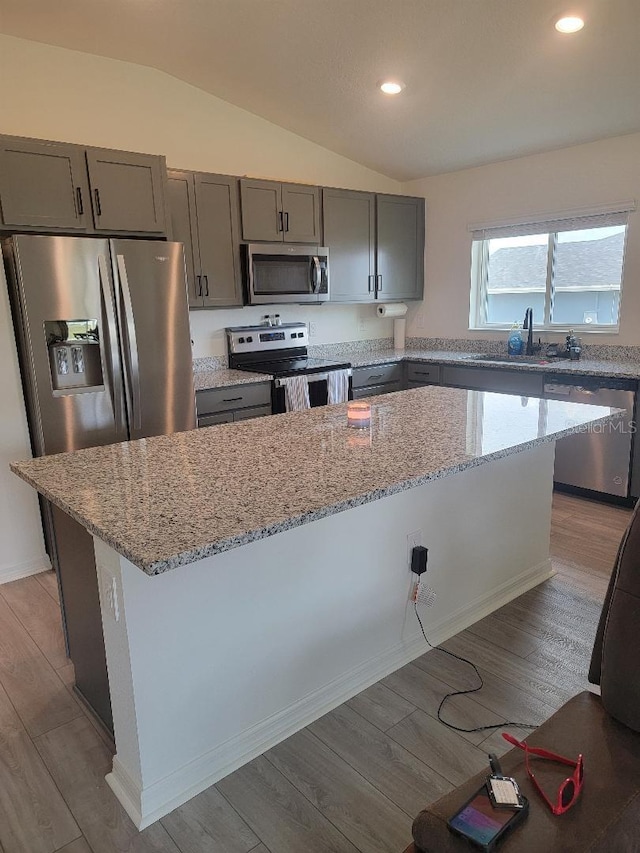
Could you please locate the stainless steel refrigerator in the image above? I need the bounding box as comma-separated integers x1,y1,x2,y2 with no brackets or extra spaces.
4,234,196,733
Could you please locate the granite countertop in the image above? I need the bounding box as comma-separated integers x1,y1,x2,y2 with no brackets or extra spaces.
11,387,622,576
347,348,640,379
192,349,640,392
193,368,273,391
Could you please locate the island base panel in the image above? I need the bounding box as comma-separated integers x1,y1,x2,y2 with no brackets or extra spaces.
95,442,555,829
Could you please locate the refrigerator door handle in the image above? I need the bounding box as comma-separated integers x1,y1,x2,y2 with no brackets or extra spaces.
116,254,142,432
97,255,125,436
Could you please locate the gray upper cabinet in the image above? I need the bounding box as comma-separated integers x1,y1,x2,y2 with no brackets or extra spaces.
322,188,375,302
240,178,320,243
0,137,90,231
195,173,243,307
167,170,200,307
86,148,167,234
167,169,243,308
376,194,425,301
322,189,425,303
0,134,168,236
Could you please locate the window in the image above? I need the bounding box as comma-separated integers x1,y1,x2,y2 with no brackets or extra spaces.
469,206,632,331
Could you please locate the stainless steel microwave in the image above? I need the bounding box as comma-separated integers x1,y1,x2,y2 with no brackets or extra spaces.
246,244,329,304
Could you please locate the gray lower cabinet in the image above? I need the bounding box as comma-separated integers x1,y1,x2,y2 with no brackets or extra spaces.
196,382,272,425
0,137,90,231
322,188,425,303
0,134,169,235
86,148,167,234
405,361,442,387
167,169,243,308
240,179,320,243
352,362,403,398
441,365,544,396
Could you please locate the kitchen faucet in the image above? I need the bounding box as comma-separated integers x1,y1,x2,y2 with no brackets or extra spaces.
523,307,535,355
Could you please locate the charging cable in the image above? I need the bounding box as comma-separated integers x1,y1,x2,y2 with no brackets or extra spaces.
411,546,539,734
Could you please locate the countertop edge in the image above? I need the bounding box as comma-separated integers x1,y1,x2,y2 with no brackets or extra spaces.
11,407,623,576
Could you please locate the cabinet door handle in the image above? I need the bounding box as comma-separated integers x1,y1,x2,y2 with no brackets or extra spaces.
222,396,243,403
284,211,289,232
278,211,284,232
76,187,84,216
368,275,374,292
196,275,203,297
94,188,102,217
203,274,210,297
376,274,382,292
368,374,383,381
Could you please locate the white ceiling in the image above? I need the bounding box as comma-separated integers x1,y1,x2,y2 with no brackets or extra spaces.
1,0,639,180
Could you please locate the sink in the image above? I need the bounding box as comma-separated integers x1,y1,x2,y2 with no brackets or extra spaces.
464,354,570,366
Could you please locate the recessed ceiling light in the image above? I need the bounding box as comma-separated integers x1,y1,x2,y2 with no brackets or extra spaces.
555,16,585,33
380,81,405,95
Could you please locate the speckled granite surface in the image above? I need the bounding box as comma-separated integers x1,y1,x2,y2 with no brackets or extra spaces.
11,387,622,575
193,368,272,391
192,339,640,391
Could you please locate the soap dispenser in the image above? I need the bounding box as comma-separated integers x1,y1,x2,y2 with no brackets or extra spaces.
507,323,524,356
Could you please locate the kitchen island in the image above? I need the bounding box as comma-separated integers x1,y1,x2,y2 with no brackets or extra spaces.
11,386,621,829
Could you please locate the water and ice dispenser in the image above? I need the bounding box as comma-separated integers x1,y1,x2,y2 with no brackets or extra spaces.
45,320,104,393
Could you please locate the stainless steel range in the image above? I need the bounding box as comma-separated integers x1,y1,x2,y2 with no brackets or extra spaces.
227,322,352,412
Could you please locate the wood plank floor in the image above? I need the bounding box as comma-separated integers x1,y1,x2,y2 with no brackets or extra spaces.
0,492,630,853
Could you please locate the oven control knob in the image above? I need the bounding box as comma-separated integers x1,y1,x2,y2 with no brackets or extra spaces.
246,336,253,343
238,337,245,344
297,332,304,338
291,333,296,338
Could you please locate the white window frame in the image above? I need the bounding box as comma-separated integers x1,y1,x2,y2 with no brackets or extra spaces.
468,203,634,333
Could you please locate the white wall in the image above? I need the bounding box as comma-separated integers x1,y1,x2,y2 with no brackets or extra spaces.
0,263,50,582
0,34,402,356
403,133,640,346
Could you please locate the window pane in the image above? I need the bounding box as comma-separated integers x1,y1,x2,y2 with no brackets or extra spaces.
551,226,625,326
485,234,548,325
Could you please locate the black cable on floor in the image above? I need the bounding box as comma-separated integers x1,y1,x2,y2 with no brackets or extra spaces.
413,602,539,734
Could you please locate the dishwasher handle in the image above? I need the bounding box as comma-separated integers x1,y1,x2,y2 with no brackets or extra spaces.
544,383,572,397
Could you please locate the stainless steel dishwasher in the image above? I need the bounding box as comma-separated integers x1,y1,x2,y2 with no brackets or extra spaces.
543,375,636,497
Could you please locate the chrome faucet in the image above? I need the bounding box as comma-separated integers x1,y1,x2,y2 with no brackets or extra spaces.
523,307,534,356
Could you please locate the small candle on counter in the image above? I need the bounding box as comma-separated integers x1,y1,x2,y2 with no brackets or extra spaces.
347,401,371,429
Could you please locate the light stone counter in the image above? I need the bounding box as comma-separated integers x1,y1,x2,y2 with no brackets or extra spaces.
11,386,621,576
346,348,640,379
193,367,273,391
10,385,623,831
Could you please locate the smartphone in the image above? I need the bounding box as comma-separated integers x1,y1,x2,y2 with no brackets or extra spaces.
447,784,529,852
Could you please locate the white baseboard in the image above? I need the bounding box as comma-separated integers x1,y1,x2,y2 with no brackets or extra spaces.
0,554,51,585
110,557,552,830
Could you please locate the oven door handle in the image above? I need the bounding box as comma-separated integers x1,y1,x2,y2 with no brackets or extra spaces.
274,369,352,388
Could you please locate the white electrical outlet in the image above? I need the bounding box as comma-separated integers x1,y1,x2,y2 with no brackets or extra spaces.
104,574,120,622
407,530,423,569
358,319,366,333
309,322,317,337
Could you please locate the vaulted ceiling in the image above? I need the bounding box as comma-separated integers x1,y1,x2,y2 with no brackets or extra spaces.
1,0,639,180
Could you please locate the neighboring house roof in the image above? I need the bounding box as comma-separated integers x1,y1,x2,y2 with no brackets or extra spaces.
487,232,625,292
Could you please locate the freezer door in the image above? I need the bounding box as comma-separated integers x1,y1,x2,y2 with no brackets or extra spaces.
5,234,127,455
110,239,196,439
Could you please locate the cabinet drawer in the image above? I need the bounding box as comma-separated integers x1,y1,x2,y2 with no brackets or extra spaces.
233,405,272,421
198,412,234,427
352,362,402,389
441,366,543,397
352,381,402,399
196,382,271,415
406,362,441,385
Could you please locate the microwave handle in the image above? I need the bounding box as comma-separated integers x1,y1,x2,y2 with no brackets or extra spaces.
311,256,322,294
